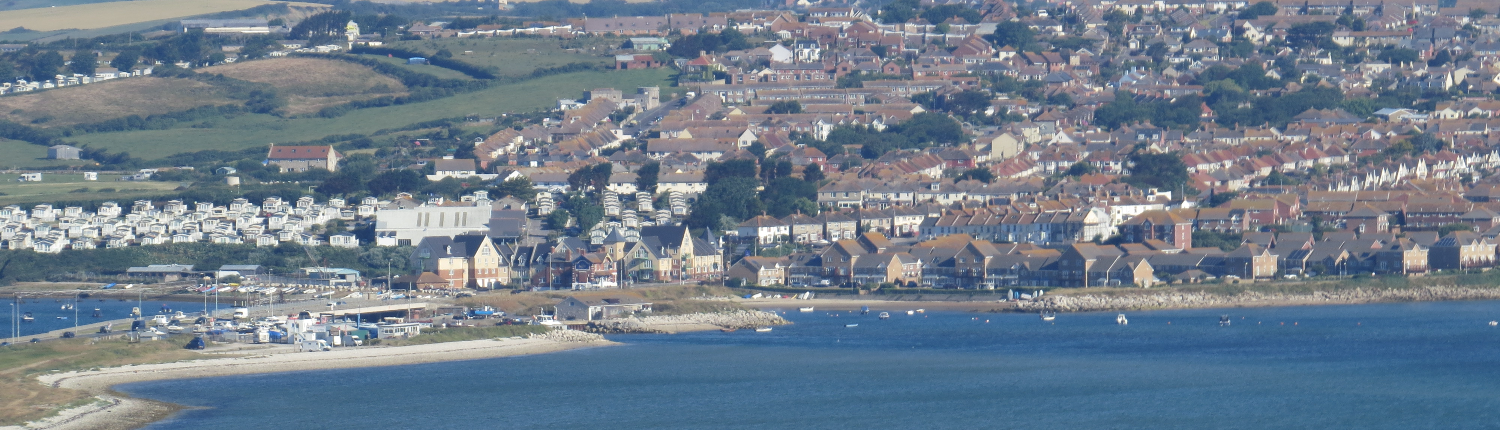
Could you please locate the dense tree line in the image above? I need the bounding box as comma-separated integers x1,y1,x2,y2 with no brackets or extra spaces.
347,46,497,79
665,29,751,58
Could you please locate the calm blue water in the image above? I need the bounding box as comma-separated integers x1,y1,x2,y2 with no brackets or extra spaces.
1,297,199,339
121,301,1500,429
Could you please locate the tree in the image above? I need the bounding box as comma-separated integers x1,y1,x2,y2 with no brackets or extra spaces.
1125,152,1189,191
1238,1,1278,19
567,163,612,192
1470,8,1488,19
1428,50,1453,67
954,167,994,183
494,176,538,201
705,159,757,184
760,177,818,217
1208,190,1240,207
985,21,1036,50
1066,162,1097,176
759,160,792,182
802,163,824,182
879,0,919,23
687,177,763,229
635,162,660,193
367,169,428,196
26,51,63,81
1408,132,1446,153
68,51,96,76
766,100,803,114
110,49,139,71
891,112,964,145
546,209,570,230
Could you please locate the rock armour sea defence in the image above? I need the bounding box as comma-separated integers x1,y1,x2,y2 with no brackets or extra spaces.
527,329,608,342
1014,286,1500,313
586,310,791,334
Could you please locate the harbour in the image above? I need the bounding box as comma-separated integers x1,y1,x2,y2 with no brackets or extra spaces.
113,300,1500,429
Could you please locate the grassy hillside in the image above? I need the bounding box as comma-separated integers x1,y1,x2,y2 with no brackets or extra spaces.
67,68,676,159
0,77,236,127
0,139,90,169
0,0,322,32
388,38,619,77
200,57,410,115
357,54,477,80
0,173,184,206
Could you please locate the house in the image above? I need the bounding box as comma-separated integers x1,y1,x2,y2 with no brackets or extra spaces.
267,145,340,172
738,215,789,244
1429,232,1495,270
1223,243,1278,279
47,145,80,160
1119,210,1193,249
409,234,508,289
850,252,922,286
555,293,653,321
727,256,788,286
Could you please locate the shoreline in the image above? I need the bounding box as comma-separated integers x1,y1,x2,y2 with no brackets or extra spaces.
737,297,1013,312
1016,285,1500,313
734,286,1500,314
16,335,615,430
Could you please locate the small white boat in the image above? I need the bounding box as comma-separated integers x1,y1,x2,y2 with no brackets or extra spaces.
1219,315,1232,326
1490,321,1497,326
755,327,772,332
878,312,890,319
1117,314,1128,325
845,323,858,328
799,307,815,312
166,325,184,334
906,310,915,315
915,309,925,313
1040,312,1056,322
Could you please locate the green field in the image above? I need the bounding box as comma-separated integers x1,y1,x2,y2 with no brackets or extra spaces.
387,37,620,77
359,54,477,80
0,172,184,206
0,139,91,169
68,68,676,159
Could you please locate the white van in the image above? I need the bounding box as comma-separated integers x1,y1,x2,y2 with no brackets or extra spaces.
299,339,330,352
232,308,249,319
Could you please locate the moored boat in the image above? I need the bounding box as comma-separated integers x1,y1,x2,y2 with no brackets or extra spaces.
878,312,890,319
1117,314,1128,325
799,307,815,312
1040,312,1056,322
845,323,858,328
755,327,772,332
21,312,34,322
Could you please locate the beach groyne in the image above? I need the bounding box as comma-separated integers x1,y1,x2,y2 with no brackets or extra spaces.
1014,286,1500,313
586,310,790,334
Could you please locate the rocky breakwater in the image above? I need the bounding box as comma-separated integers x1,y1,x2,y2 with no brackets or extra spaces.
1014,286,1500,313
528,329,607,342
586,310,791,334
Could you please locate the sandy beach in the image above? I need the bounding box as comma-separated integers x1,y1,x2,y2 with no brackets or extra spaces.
14,336,614,430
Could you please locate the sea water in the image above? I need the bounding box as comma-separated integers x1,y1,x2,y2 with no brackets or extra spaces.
0,298,199,339
121,300,1500,428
